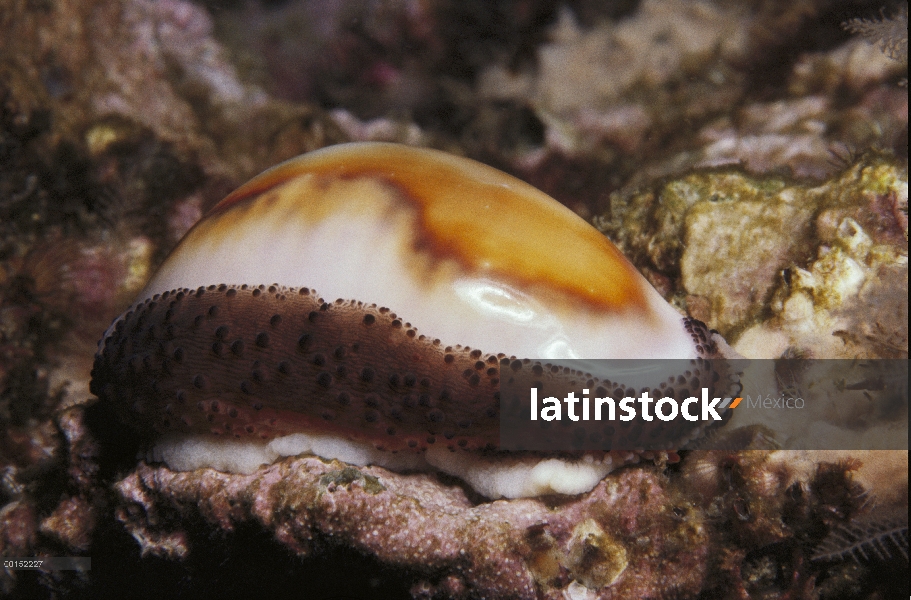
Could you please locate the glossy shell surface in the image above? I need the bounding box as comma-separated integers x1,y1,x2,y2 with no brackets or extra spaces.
91,143,722,458
138,143,696,361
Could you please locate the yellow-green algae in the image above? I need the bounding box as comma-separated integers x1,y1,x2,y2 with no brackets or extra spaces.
597,153,907,358
319,466,386,495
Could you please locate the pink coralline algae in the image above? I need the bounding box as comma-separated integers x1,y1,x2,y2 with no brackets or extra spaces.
113,458,710,599
92,0,266,142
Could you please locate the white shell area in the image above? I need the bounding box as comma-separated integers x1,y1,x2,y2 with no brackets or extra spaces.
151,433,624,499
139,143,697,362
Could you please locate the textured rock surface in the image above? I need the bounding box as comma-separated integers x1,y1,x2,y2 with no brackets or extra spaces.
112,459,710,599
598,155,908,357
